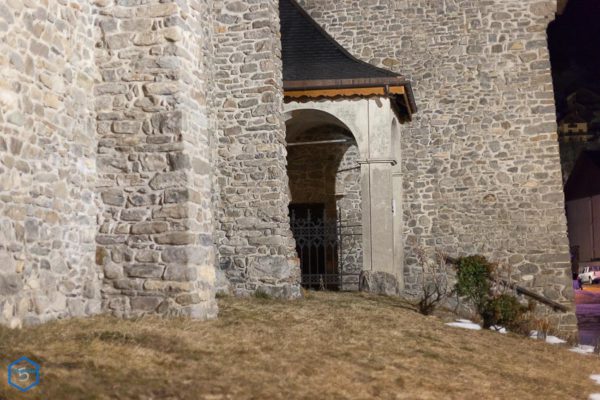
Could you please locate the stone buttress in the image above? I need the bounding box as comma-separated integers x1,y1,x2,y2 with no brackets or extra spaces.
211,0,301,298
95,0,218,318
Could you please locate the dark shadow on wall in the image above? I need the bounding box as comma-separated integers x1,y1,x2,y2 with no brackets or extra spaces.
548,0,600,119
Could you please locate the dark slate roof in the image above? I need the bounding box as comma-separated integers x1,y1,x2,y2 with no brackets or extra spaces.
280,0,400,82
565,151,600,201
279,0,417,116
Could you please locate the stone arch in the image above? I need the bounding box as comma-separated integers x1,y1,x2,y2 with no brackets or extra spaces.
283,101,369,160
284,98,405,292
284,105,364,290
284,107,361,219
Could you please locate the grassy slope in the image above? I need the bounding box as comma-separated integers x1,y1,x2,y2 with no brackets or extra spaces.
0,292,598,400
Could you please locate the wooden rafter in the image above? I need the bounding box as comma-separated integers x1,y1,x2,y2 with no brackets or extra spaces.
284,85,405,99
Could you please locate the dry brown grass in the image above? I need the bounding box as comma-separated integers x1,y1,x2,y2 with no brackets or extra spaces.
0,291,598,400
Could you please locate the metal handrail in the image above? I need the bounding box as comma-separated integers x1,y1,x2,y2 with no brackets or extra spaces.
445,256,569,313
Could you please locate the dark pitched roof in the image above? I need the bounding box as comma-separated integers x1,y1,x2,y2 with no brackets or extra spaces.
280,0,397,82
279,0,416,115
565,151,600,201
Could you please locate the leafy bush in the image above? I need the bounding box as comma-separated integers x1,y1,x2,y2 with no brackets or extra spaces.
455,256,495,315
482,294,529,330
455,255,531,333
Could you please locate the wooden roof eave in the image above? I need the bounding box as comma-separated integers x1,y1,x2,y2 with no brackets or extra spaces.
283,78,417,120
283,77,409,90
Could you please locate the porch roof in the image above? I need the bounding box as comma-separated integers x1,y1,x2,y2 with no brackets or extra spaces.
279,0,417,118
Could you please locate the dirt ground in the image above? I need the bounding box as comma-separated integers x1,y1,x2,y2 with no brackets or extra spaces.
1,291,599,400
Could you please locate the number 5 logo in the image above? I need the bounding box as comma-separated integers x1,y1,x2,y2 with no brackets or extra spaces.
8,357,40,392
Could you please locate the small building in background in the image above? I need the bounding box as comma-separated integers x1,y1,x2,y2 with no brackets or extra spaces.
558,89,600,182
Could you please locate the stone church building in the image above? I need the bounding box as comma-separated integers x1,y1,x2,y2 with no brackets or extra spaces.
0,0,575,330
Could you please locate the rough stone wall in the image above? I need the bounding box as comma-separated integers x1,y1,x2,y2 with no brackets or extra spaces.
211,0,300,298
0,0,575,330
0,1,100,327
299,0,575,329
94,0,217,318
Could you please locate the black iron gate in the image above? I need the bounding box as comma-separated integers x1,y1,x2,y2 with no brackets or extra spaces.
290,208,361,290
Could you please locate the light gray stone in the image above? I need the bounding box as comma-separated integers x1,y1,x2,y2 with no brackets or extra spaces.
130,296,162,312
124,264,165,279
0,274,22,295
359,271,400,296
248,256,292,281
163,264,197,282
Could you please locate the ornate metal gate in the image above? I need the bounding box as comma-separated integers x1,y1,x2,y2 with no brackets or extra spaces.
290,209,361,290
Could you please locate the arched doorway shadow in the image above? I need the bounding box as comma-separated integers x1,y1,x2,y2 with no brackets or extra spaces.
285,109,363,290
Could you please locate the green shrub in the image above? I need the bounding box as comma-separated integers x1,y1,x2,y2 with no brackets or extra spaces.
455,255,530,333
455,255,494,315
481,294,529,330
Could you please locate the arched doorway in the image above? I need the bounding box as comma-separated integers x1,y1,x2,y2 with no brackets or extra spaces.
285,109,363,290
278,0,416,294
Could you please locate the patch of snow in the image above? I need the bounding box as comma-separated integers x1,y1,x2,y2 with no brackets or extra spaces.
528,331,566,344
589,394,600,400
590,375,600,385
570,345,595,355
529,330,538,339
446,320,481,331
489,325,507,334
545,335,566,344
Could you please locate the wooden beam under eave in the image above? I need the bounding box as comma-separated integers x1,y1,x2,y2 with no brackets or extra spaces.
284,86,405,99
388,86,405,95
